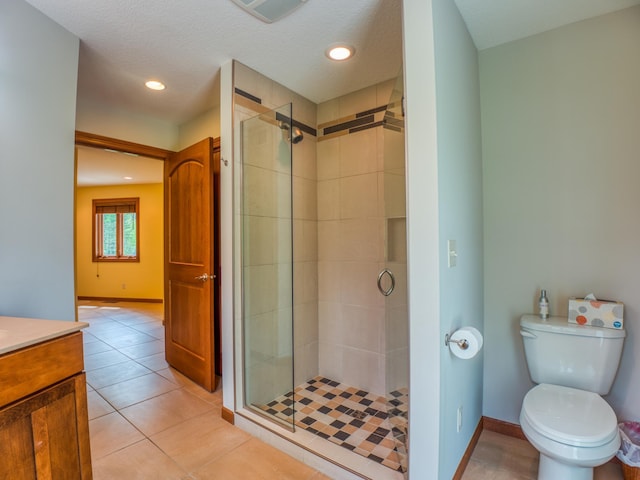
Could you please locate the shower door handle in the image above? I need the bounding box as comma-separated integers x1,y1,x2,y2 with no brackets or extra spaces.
377,268,395,296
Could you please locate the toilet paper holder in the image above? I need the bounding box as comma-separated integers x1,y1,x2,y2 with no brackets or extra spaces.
444,333,469,350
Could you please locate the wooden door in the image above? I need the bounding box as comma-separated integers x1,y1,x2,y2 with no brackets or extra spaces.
164,138,219,391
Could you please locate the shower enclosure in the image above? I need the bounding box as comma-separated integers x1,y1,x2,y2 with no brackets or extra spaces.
242,103,295,430
240,74,408,475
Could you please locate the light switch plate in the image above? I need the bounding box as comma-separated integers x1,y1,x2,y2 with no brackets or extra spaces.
448,240,457,268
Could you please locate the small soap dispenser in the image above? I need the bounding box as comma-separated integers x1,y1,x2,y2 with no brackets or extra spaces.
539,289,549,320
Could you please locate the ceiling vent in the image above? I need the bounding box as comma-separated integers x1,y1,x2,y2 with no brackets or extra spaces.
230,0,308,23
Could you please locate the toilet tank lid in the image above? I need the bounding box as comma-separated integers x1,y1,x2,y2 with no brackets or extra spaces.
520,315,625,339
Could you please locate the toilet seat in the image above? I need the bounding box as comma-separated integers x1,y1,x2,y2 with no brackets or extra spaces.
522,384,618,448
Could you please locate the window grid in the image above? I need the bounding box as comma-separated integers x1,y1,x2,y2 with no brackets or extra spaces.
92,198,140,262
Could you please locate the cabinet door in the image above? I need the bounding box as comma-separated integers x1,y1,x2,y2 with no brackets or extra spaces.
0,374,92,480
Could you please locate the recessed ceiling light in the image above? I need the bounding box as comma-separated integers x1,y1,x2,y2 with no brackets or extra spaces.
145,80,165,91
326,45,355,61
123,176,133,180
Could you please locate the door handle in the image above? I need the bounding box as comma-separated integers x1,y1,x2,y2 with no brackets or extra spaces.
377,268,395,296
195,273,215,282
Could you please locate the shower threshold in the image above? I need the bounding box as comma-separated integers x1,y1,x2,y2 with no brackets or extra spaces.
254,376,408,473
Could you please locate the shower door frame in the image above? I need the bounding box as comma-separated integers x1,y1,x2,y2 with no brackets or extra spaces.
239,103,296,431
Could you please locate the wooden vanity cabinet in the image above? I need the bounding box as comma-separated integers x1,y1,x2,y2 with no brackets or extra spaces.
0,332,92,480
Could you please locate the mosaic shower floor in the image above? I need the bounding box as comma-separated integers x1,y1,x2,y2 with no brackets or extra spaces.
256,376,408,473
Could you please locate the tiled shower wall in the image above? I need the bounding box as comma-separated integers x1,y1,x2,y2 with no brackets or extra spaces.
234,61,407,400
316,80,406,397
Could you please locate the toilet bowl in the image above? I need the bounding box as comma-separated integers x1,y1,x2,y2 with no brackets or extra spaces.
519,315,626,480
520,383,620,480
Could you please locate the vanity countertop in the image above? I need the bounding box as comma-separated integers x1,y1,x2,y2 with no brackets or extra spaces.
0,316,88,355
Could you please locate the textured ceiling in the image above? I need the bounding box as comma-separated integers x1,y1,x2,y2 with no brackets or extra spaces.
455,0,640,50
24,0,640,126
25,0,403,124
24,0,640,185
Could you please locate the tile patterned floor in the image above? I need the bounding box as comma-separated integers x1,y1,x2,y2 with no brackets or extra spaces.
79,301,625,480
255,377,408,473
79,301,329,480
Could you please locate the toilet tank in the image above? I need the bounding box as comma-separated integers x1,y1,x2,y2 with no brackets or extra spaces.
520,314,625,395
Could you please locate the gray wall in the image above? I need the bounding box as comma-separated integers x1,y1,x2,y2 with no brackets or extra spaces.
403,0,441,475
481,6,640,424
403,0,484,478
0,0,79,321
433,0,484,478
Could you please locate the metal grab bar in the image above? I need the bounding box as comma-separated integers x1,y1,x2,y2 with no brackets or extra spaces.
377,268,396,296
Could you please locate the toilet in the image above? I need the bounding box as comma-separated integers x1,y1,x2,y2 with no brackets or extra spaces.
519,314,626,480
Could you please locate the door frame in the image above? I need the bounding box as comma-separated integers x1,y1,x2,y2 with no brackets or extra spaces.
73,131,222,375
75,131,174,160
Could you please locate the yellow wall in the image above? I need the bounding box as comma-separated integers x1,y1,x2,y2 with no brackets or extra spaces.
76,183,163,300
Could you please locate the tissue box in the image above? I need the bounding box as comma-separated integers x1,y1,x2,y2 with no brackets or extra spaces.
568,297,624,329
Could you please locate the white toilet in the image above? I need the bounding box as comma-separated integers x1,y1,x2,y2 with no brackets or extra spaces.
519,314,626,480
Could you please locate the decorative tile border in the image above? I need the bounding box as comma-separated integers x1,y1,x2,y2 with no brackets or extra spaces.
318,102,404,142
235,87,262,105
234,87,405,143
233,88,317,137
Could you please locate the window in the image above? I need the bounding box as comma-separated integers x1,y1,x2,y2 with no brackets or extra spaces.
92,198,140,262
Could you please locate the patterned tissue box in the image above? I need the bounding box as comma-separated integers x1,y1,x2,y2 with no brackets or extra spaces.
568,297,624,329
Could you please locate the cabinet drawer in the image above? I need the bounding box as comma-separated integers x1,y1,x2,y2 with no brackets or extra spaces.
0,333,84,407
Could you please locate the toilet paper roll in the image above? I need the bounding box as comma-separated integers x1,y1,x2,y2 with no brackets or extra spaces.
449,326,483,359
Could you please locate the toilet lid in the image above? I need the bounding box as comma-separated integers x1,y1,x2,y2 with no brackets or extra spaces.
522,384,618,447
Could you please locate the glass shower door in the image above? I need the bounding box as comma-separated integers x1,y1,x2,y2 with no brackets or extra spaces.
241,103,295,429
381,70,409,474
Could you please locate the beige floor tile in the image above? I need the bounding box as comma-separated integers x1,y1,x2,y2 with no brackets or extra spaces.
85,322,131,337
193,438,319,480
462,459,531,480
309,473,334,480
118,339,165,359
130,321,164,335
151,411,251,471
112,314,159,326
89,411,145,460
156,368,222,406
463,431,624,480
87,390,115,420
86,359,153,389
182,381,223,406
157,367,197,387
595,462,624,480
469,431,538,476
156,368,220,393
119,388,216,436
83,339,114,356
79,303,331,480
82,332,100,344
100,330,158,349
92,439,187,480
84,349,130,371
97,372,179,409
137,351,170,371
